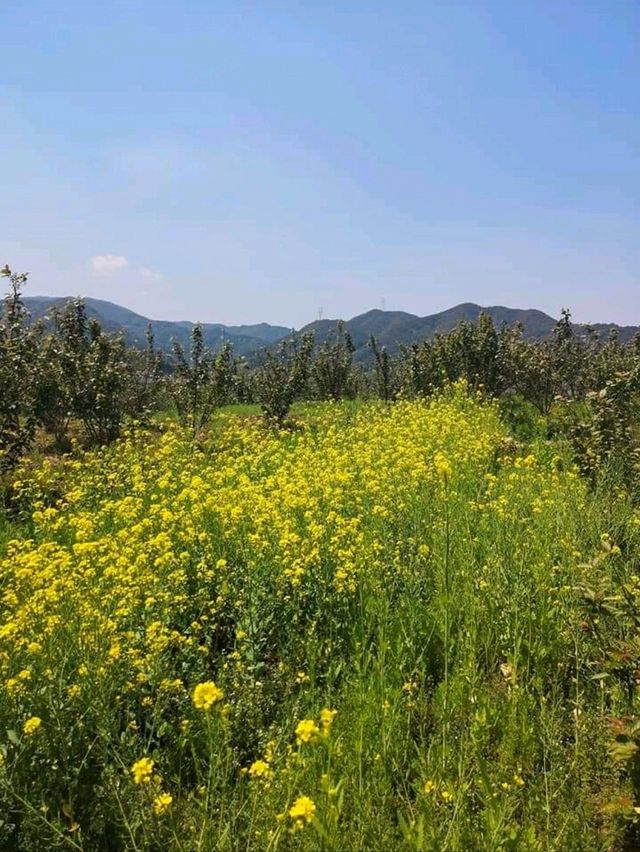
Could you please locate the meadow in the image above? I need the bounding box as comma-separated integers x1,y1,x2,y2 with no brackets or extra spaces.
1,386,640,850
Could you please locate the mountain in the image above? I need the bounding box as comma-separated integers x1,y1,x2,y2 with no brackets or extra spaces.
300,303,639,361
22,296,292,357
18,297,639,362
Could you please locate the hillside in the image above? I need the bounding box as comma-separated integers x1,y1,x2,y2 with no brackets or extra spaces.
19,297,639,361
22,296,292,357
301,303,639,361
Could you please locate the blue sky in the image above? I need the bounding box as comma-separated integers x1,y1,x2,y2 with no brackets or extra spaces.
1,1,638,327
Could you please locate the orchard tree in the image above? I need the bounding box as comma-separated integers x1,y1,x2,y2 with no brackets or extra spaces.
311,321,356,400
254,332,315,426
169,325,236,433
0,266,43,470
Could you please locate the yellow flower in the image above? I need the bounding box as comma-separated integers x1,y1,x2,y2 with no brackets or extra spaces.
23,716,42,736
248,759,272,780
288,795,316,830
153,793,173,815
131,757,154,785
295,718,320,745
320,707,337,736
423,779,435,795
192,681,224,711
434,451,452,482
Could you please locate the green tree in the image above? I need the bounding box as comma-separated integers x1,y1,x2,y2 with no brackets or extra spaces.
0,266,42,470
311,321,356,400
48,299,130,445
169,325,236,432
254,332,315,425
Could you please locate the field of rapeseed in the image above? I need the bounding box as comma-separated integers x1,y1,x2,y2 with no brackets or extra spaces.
1,385,639,850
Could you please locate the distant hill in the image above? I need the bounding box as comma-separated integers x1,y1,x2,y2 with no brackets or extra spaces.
301,303,639,361
22,296,292,357
18,296,639,362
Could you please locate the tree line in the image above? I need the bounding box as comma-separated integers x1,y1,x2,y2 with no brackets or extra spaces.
2,265,639,491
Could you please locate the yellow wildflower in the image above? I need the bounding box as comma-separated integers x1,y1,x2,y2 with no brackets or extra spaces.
153,793,173,815
289,795,316,830
295,718,320,745
192,681,224,711
434,451,452,482
320,707,337,736
131,757,154,785
248,759,272,780
23,716,42,736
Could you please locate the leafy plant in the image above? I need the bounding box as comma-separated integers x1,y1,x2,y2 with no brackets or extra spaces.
311,321,356,401
0,266,42,470
253,332,314,426
169,325,236,433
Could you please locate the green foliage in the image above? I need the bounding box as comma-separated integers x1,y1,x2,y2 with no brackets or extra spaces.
402,314,510,398
311,321,355,401
169,325,236,433
497,393,546,442
122,324,164,423
368,335,400,402
569,368,640,493
253,331,315,425
0,266,42,471
47,299,131,446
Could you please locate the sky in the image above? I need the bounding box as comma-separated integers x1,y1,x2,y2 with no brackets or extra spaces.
1,1,639,328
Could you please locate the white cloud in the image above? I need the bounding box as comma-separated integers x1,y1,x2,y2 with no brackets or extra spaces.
91,254,128,274
139,266,164,282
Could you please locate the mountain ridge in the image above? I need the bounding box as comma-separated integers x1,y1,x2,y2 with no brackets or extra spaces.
19,296,639,361
21,296,292,356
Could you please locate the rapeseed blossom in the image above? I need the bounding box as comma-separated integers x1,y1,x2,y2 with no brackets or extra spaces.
295,719,320,745
192,681,224,711
320,707,337,736
248,759,272,780
0,388,597,846
131,757,154,785
153,793,173,815
288,795,316,830
434,451,452,482
23,716,41,735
